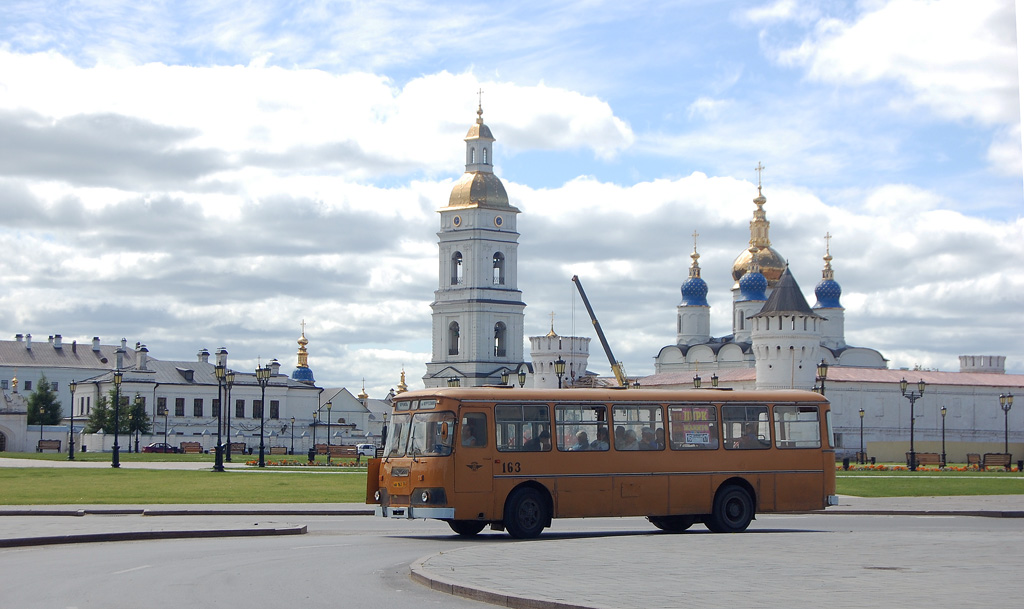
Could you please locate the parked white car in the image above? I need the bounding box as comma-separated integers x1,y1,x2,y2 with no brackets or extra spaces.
356,443,377,457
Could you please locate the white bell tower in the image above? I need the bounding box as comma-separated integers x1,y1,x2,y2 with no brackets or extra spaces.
423,100,526,388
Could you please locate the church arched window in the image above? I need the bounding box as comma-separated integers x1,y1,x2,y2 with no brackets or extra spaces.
492,252,505,285
494,322,507,357
449,322,460,355
470,148,476,163
483,147,488,164
451,252,463,285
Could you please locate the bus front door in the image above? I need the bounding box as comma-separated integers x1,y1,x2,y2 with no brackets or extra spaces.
453,411,493,518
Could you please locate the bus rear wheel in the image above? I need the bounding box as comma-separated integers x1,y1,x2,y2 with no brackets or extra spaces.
706,485,754,533
648,515,696,532
503,487,548,539
447,520,487,537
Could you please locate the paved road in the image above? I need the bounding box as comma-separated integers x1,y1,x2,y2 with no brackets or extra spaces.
3,457,1023,609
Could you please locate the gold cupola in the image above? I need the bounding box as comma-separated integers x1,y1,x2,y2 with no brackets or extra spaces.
731,164,787,288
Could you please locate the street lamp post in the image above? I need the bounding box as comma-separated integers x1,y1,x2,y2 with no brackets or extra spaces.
224,370,235,462
816,359,829,396
693,374,702,389
711,373,719,388
940,405,947,467
290,416,295,455
858,408,865,464
326,401,333,464
555,357,566,389
255,365,271,468
500,368,510,386
899,378,926,471
213,364,226,472
162,406,168,446
448,377,460,387
517,366,527,388
999,393,1014,454
112,370,123,468
68,380,77,461
133,395,141,453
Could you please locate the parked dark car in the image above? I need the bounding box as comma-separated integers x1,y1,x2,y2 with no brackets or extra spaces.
142,442,178,453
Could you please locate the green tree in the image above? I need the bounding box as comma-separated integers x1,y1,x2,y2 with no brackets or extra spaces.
127,394,152,435
27,374,62,425
83,393,111,433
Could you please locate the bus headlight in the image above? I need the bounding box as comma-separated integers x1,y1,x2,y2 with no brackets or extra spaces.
411,487,447,506
374,490,381,501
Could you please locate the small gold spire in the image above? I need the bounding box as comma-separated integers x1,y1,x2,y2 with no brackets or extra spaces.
546,311,558,337
358,378,369,400
689,230,702,278
822,232,835,280
296,321,309,368
397,368,408,394
476,88,484,124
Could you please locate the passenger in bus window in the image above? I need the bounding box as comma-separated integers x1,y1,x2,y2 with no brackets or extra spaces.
655,428,666,450
590,427,610,450
618,429,639,450
614,426,626,446
639,428,658,450
733,423,764,449
523,429,551,451
569,431,590,451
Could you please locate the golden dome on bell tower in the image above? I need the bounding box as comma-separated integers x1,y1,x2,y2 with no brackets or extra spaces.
732,163,787,287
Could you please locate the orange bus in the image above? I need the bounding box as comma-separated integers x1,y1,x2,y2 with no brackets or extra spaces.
367,387,837,538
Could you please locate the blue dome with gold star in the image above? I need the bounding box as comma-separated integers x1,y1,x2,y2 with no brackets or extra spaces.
739,269,767,301
681,275,709,306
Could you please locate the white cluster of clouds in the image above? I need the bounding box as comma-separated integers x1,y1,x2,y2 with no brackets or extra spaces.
0,0,1020,396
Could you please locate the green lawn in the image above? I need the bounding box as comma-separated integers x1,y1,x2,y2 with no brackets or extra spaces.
2,456,1022,504
0,468,368,504
836,469,1024,497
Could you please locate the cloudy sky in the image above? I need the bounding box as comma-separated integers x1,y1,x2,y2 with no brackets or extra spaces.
1,0,1021,395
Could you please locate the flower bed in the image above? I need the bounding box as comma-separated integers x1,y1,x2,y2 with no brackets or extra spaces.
837,463,1020,472
245,459,367,467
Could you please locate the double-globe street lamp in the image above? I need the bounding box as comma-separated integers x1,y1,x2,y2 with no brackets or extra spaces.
858,408,865,464
255,365,272,468
111,370,123,468
899,378,926,471
224,370,235,462
326,401,333,464
290,416,296,455
213,364,226,472
940,405,947,467
999,393,1014,455
68,380,77,461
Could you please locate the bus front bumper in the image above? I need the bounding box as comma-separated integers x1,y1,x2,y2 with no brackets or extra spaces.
376,505,456,519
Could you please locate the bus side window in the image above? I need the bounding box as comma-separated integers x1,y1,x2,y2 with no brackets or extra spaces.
723,404,770,449
461,412,487,448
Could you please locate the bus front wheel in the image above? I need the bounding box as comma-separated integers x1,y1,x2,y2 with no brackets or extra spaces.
706,485,754,533
447,520,487,537
648,515,696,532
503,487,549,539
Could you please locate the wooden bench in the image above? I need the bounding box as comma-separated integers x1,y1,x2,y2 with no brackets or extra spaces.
37,439,61,452
906,452,942,467
328,445,358,458
227,442,247,454
179,441,203,454
982,453,1012,471
967,453,981,469
269,446,288,455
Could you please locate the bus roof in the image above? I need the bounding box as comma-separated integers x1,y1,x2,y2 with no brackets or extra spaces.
393,387,829,405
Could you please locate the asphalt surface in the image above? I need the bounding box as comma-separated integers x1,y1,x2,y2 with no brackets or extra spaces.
3,457,1023,609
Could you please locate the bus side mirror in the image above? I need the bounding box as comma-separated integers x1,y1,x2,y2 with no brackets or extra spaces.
440,422,450,440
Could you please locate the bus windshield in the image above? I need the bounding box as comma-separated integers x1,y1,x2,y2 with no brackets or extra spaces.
385,411,456,457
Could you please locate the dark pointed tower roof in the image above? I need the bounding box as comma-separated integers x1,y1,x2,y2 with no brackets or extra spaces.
752,267,824,319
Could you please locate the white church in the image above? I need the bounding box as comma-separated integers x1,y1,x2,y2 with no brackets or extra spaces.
421,106,1023,465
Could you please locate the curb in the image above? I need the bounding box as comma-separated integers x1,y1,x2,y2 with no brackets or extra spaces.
0,524,307,548
411,552,593,609
0,508,375,517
